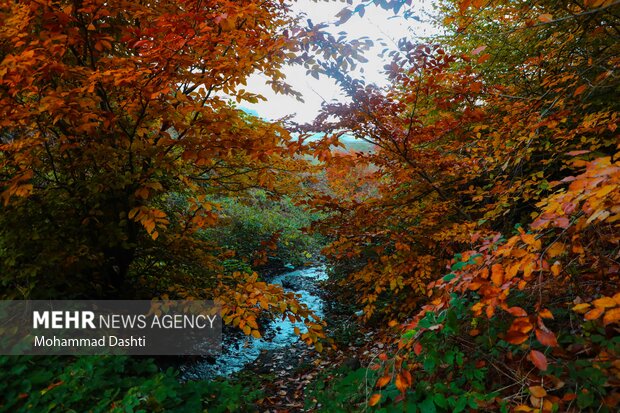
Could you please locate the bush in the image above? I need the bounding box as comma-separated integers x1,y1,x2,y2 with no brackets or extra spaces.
0,356,262,412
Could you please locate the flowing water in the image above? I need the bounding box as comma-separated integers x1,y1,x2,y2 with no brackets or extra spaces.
180,266,328,380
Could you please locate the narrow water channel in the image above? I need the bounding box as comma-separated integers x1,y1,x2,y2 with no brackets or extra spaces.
180,266,327,380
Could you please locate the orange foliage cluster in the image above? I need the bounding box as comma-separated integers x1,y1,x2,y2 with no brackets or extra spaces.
310,0,619,410
0,0,332,346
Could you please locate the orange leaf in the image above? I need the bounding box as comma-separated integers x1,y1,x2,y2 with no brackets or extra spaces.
539,309,554,319
477,53,491,64
603,307,620,325
395,372,410,393
529,385,547,398
573,85,587,96
584,307,604,320
376,375,391,388
546,242,565,258
507,306,527,317
593,297,616,308
491,264,504,286
401,370,413,386
458,0,472,13
536,329,558,347
505,330,529,345
538,13,553,22
529,350,548,371
369,393,382,407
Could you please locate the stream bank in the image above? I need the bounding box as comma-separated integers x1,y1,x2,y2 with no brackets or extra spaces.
180,266,329,381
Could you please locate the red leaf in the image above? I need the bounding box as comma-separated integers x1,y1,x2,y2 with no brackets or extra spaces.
529,350,548,371
477,53,491,64
414,342,423,356
507,306,528,317
505,330,529,345
472,45,487,55
535,329,558,347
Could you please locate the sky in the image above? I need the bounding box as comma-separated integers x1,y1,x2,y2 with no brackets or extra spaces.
241,1,437,124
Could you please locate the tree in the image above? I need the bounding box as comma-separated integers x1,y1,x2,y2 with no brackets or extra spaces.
0,0,330,341
311,0,619,410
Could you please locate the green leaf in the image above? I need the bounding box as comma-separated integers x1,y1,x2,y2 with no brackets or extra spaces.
419,397,436,413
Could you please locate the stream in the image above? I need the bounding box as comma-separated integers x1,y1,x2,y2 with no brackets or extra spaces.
180,266,328,380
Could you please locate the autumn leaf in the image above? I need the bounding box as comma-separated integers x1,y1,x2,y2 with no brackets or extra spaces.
472,45,487,55
395,371,412,393
592,297,617,308
603,307,620,325
572,303,591,313
491,264,504,286
477,53,491,64
538,309,554,319
573,85,587,96
505,331,529,345
529,386,547,398
584,307,604,320
538,13,553,22
507,306,528,317
536,328,558,347
529,350,548,371
369,393,382,407
376,375,391,388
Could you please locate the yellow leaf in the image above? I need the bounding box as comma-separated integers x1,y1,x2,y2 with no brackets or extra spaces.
572,303,591,313
546,242,565,258
521,233,536,246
